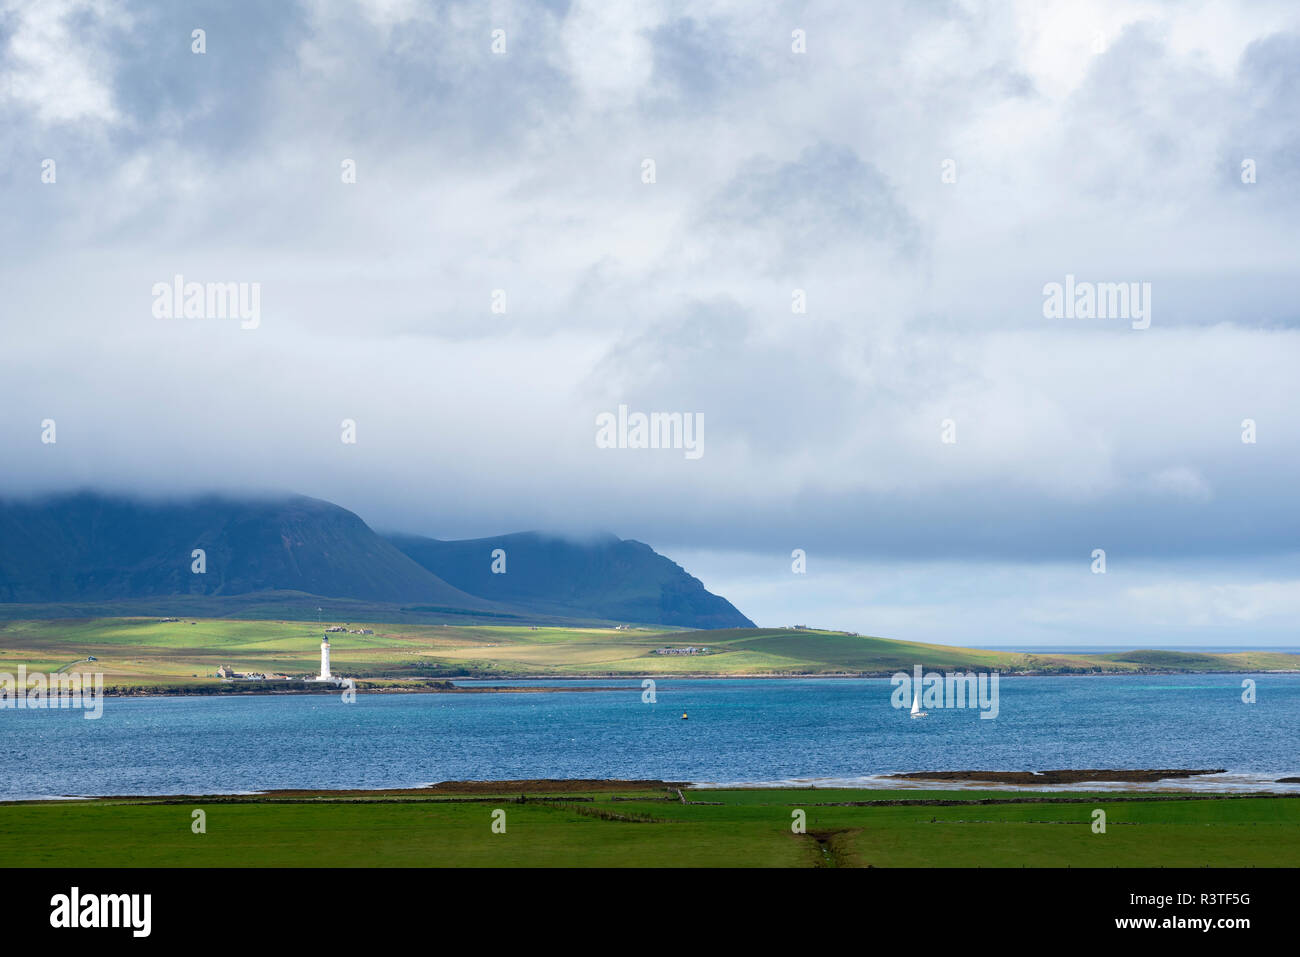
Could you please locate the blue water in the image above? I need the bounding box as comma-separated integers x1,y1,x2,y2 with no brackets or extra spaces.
1,676,1297,799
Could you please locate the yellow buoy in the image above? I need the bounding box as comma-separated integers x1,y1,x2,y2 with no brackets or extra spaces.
681,713,688,720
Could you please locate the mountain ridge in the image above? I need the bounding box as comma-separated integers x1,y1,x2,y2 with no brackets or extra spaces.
0,492,752,629
387,530,755,629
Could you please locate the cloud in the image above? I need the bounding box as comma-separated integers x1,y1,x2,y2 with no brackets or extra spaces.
0,0,124,126
695,142,922,272
1146,466,1212,503
672,548,1300,643
2,0,1299,644
1123,579,1300,626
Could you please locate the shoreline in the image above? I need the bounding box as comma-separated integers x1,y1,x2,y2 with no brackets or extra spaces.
7,769,1300,804
89,667,1300,697
96,682,632,698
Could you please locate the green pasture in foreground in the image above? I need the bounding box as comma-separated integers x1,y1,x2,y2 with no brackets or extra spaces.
0,617,1295,688
1,788,1296,867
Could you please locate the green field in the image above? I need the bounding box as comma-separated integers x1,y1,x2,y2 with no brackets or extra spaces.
0,617,1295,689
2,786,1296,867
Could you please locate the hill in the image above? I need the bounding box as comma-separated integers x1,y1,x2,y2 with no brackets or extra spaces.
0,493,753,629
387,531,754,629
0,492,493,608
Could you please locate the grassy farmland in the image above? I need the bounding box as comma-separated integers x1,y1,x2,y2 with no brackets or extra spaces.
1,785,1296,867
0,617,1295,690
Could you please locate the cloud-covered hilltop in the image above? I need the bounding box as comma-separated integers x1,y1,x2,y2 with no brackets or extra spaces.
0,491,753,628
388,530,753,629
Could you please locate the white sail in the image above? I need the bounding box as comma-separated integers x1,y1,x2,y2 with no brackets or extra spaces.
910,690,921,715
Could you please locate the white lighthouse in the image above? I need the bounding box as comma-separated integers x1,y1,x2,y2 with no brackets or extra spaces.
319,633,332,680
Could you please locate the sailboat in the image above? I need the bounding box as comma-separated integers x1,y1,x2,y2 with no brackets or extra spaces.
910,689,928,718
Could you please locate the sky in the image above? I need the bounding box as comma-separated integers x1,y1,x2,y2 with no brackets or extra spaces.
1,0,1298,646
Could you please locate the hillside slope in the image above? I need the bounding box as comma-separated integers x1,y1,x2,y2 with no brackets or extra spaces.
387,531,755,629
0,493,492,608
1,621,1293,689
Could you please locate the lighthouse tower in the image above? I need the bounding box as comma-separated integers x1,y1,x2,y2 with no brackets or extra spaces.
319,633,332,680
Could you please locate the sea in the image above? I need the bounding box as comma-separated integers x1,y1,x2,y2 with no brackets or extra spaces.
2,675,1297,800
